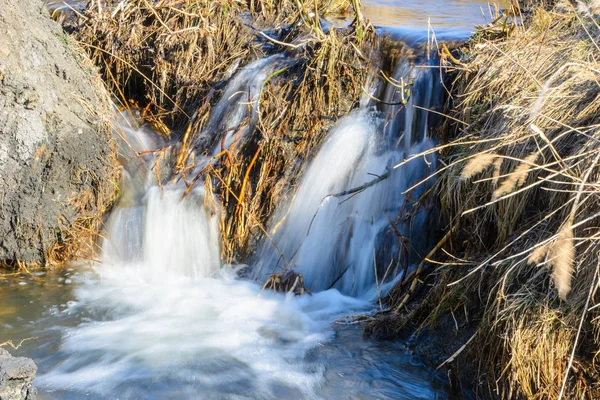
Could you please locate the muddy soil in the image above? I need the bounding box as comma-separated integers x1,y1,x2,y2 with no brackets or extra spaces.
0,0,116,264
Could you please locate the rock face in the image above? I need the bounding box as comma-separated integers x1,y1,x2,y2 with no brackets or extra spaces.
0,0,116,264
0,349,36,400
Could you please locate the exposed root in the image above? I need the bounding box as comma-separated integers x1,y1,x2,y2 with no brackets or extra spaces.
261,269,309,295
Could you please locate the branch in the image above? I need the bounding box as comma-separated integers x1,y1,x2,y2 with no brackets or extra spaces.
307,168,391,236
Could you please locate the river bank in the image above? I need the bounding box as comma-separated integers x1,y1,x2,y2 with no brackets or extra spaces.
0,0,119,269
370,2,600,398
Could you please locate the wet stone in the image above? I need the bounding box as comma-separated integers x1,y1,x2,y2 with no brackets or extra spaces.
0,348,37,400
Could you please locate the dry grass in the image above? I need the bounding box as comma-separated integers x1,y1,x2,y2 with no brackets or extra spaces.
45,40,121,268
65,0,373,263
67,0,256,128
368,2,600,398
65,0,361,127
249,0,356,23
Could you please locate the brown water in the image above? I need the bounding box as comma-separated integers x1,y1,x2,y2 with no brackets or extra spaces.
47,0,506,38
362,0,506,37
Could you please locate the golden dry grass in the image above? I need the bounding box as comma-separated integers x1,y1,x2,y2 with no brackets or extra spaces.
370,2,600,399
67,0,256,127
66,0,373,263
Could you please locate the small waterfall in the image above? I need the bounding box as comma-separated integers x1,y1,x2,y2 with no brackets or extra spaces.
102,55,291,282
382,55,444,148
195,54,290,155
41,105,369,396
103,187,221,281
33,41,448,399
255,53,442,296
103,113,221,281
104,49,444,297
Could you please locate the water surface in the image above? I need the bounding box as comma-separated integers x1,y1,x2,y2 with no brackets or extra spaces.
362,0,505,37
1,270,446,399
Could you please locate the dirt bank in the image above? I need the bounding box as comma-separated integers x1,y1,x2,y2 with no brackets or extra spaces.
368,2,600,399
0,0,118,266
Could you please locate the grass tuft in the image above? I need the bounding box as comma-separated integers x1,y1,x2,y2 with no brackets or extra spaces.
369,2,600,398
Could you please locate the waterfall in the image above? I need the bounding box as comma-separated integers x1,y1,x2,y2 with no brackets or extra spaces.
103,186,221,281
100,54,293,282
40,107,371,397
33,44,447,398
254,53,443,296
102,112,221,281
195,54,291,155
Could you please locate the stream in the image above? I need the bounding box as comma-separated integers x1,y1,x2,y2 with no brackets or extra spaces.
2,1,502,399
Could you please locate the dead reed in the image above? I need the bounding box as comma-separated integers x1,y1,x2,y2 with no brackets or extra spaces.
67,0,255,128
67,0,373,263
368,2,600,398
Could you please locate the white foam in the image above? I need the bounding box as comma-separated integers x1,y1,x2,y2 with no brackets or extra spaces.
37,264,369,397
38,183,370,398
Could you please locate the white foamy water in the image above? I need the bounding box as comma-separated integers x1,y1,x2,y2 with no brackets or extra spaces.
102,187,221,280
36,186,370,399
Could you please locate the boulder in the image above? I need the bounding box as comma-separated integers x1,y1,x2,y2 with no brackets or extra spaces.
0,0,117,265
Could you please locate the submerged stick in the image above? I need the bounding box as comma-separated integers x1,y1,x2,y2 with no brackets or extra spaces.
394,226,455,312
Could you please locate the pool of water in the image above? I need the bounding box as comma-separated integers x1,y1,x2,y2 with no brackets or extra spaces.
1,270,447,399
362,0,505,38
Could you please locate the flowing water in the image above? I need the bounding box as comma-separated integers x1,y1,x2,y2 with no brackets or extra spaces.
1,2,497,398
254,53,442,296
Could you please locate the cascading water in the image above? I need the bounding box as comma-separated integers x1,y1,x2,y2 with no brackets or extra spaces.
196,55,291,155
254,53,443,296
6,46,447,399
35,115,373,397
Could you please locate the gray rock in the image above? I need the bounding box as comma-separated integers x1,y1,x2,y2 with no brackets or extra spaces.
0,0,116,264
0,348,37,400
